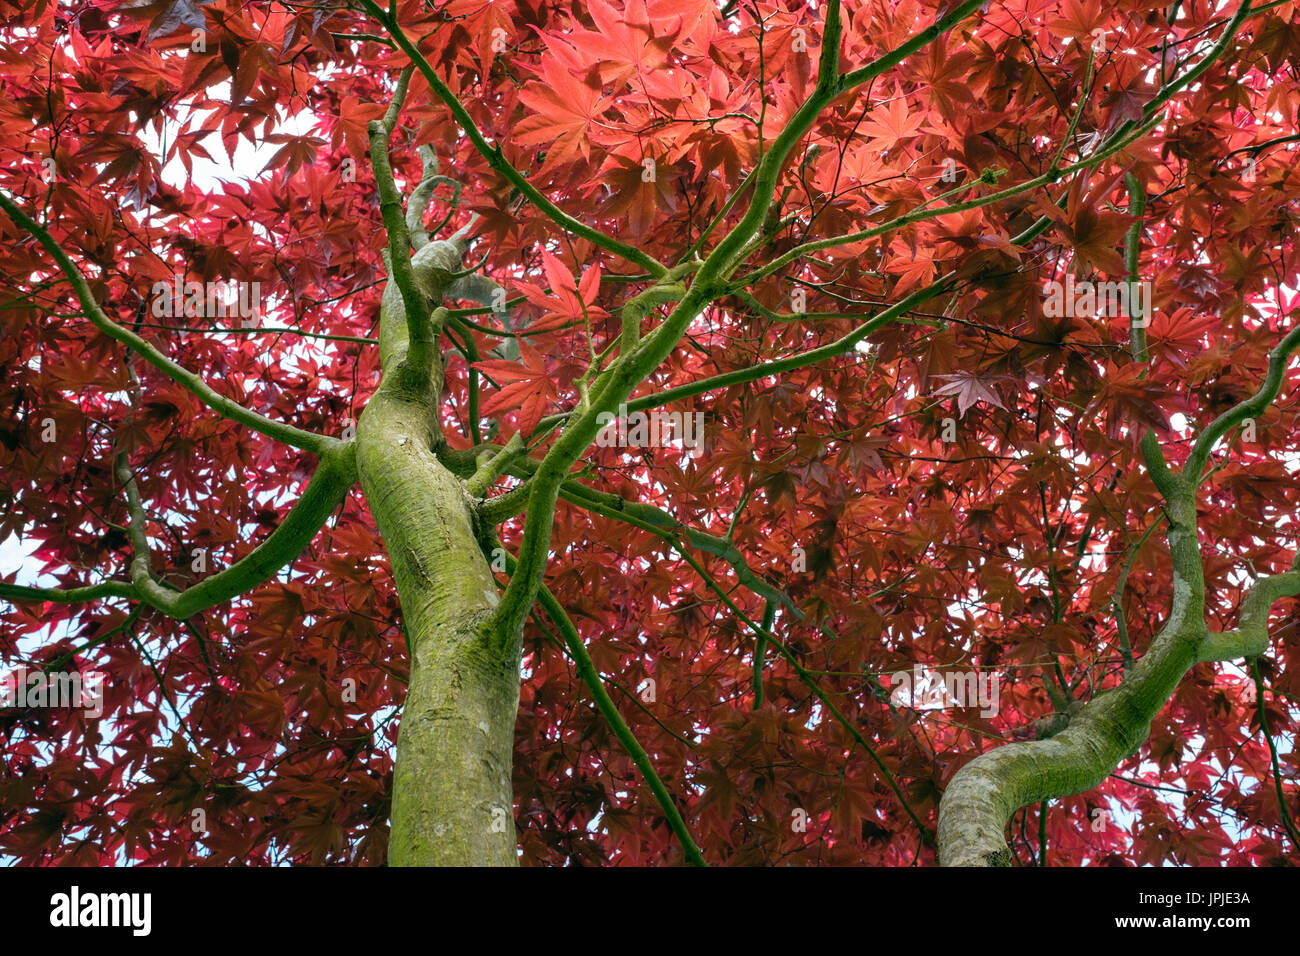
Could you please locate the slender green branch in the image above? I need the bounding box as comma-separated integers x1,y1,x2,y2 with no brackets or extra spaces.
738,0,1252,290
368,69,438,384
491,542,707,866
0,579,134,604
625,279,953,416
0,191,336,455
515,467,932,842
939,2,1262,856
1184,323,1300,484
535,584,707,866
355,0,669,279
466,432,524,498
736,105,1161,289
380,63,412,131
936,0,1270,856
674,540,935,847
839,0,983,89
488,0,993,646
1141,431,1179,498
753,599,775,709
466,451,796,610
1250,658,1300,850
617,261,700,361
1048,51,1095,173
42,605,144,673
113,444,356,619
678,166,757,264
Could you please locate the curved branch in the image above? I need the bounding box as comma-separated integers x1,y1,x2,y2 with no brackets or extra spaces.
466,432,524,498
1197,555,1300,662
368,70,439,385
938,585,1204,864
1125,171,1149,362
354,0,669,279
406,144,445,251
939,158,1289,864
0,191,336,456
0,579,134,604
941,545,1300,864
115,444,357,619
1185,323,1300,484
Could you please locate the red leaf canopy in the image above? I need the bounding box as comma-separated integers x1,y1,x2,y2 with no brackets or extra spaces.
1,0,1299,867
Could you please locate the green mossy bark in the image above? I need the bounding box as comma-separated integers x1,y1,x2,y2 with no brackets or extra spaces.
939,288,1300,865
357,241,520,866
120,445,355,620
937,487,1264,865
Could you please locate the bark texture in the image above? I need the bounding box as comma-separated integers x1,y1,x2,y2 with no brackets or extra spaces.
937,475,1300,865
938,487,1206,865
357,241,520,866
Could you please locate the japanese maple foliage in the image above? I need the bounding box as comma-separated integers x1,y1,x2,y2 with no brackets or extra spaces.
1,0,1299,866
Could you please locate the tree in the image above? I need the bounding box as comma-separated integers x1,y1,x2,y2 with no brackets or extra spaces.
1,0,1298,867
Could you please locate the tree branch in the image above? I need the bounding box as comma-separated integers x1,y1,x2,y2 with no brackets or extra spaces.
354,0,670,279
737,0,1254,290
114,444,356,619
1197,553,1300,662
0,190,337,456
0,579,134,604
490,0,993,657
935,0,1277,849
534,577,708,867
1250,658,1300,850
368,66,439,386
1184,323,1300,485
406,144,447,251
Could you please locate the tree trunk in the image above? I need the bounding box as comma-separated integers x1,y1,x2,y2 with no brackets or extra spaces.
355,242,521,866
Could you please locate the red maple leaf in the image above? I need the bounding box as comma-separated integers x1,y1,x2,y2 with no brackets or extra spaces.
474,337,560,438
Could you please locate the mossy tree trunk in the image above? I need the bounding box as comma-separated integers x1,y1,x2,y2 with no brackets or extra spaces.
356,240,521,866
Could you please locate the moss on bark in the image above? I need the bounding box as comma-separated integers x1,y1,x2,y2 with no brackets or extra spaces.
358,242,520,866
